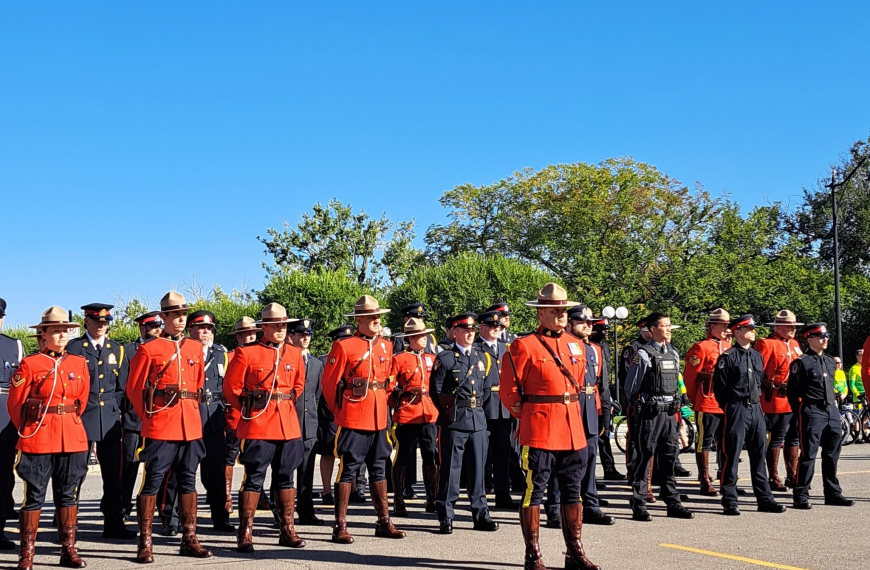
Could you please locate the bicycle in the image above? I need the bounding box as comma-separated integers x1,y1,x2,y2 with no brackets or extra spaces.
839,399,859,445
612,412,696,454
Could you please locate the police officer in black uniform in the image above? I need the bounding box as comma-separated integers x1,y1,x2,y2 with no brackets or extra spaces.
788,323,853,509
624,312,693,521
120,311,163,520
431,313,498,534
0,298,23,550
591,318,623,481
317,325,354,506
486,301,517,344
66,303,137,539
619,317,649,484
712,314,786,516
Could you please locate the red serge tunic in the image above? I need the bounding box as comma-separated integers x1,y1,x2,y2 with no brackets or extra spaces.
756,336,802,414
683,337,728,414
390,351,439,425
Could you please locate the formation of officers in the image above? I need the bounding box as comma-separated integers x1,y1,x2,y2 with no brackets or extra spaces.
0,290,860,570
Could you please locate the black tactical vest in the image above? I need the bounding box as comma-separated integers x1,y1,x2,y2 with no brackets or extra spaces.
639,344,680,396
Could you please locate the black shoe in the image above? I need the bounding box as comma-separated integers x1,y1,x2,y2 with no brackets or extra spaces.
162,524,178,537
602,469,626,481
667,504,694,519
103,524,138,539
212,520,236,532
322,492,334,506
825,495,855,507
403,487,417,500
0,533,15,551
793,500,812,510
349,490,367,504
598,498,610,507
494,495,519,509
425,500,436,514
298,513,325,526
632,509,652,522
722,505,741,516
472,517,499,531
583,510,614,525
439,519,453,534
758,501,786,513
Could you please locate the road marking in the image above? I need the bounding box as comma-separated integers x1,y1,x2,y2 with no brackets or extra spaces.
660,544,813,570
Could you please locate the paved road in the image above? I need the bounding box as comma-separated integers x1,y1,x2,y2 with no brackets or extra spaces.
2,443,867,570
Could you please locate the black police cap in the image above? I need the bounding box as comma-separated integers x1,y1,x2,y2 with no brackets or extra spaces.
82,303,114,322
486,300,511,315
801,322,828,338
328,325,354,341
187,310,217,328
728,314,756,331
0,298,6,317
134,311,162,325
290,318,314,334
478,311,502,327
567,305,593,321
400,302,427,318
451,313,478,329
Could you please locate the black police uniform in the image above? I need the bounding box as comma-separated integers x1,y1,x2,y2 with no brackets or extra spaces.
620,336,645,481
788,348,846,505
713,344,778,510
431,342,495,528
291,349,323,521
121,337,146,518
0,331,23,547
65,330,131,535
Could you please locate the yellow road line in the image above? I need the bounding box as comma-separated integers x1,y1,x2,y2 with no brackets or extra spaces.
661,544,813,570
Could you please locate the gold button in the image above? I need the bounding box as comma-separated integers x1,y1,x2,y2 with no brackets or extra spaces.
98,361,103,365
100,402,104,406
471,380,475,384
100,388,104,393
99,374,104,379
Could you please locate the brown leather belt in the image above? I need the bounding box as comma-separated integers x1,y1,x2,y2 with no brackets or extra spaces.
370,381,387,390
45,404,79,415
522,393,580,404
154,389,201,400
404,387,429,396
270,391,297,402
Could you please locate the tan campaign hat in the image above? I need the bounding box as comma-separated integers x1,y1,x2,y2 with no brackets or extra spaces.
30,306,81,330
706,308,731,324
344,295,391,317
232,316,260,335
524,283,580,308
766,309,804,327
160,291,188,312
393,317,435,338
255,303,297,325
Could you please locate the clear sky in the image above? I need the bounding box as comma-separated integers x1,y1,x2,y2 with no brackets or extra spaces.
2,2,869,325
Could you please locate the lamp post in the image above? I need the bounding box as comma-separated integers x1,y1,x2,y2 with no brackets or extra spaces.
602,305,629,409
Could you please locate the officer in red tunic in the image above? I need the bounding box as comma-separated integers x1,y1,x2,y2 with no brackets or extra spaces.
321,295,405,544
756,310,803,490
389,317,440,516
682,308,731,496
126,291,211,563
224,303,307,552
8,307,90,570
500,284,600,570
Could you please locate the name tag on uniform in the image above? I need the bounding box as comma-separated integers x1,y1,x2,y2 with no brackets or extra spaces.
108,354,117,365
661,360,677,370
477,361,485,371
424,355,433,370
218,364,225,376
568,343,581,356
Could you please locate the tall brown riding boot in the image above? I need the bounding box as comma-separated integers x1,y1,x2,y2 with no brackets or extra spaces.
332,482,354,544
784,445,800,489
58,506,86,568
135,495,156,564
646,459,656,503
17,509,40,570
178,493,212,558
391,466,408,517
519,505,547,570
560,504,601,570
767,446,787,491
423,465,438,513
225,466,235,514
371,480,405,538
696,451,718,496
276,489,306,548
236,491,259,553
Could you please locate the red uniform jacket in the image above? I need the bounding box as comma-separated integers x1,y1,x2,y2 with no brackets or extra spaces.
683,337,728,414
125,336,204,442
224,341,304,441
321,333,393,431
390,351,439,425
499,328,588,452
756,336,801,414
8,351,90,454
225,349,241,431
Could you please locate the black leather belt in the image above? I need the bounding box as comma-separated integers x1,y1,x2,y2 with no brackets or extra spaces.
203,392,225,403
456,396,479,409
523,393,580,404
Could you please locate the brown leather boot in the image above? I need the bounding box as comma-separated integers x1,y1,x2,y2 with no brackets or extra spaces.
423,465,438,513
519,505,547,570
17,509,40,570
696,451,718,496
332,482,354,544
767,446,787,492
225,466,235,514
560,504,601,570
784,445,800,489
236,491,259,553
371,480,405,538
135,495,155,564
178,493,212,558
391,466,408,517
646,459,656,503
58,506,86,568
276,489,306,548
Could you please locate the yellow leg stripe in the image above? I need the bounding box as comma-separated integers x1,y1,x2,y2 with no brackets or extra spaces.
660,544,812,570
13,451,25,509
240,439,246,453
695,412,705,453
334,427,344,484
333,427,341,459
389,425,399,466
135,437,146,462
521,446,534,508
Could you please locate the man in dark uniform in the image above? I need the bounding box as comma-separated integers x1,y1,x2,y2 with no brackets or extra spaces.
437,316,456,351
316,325,353,506
121,311,163,521
66,303,137,539
788,323,854,509
623,312,693,521
474,310,517,509
619,317,649,484
487,301,517,344
712,314,786,516
590,318,623,481
0,298,23,550
431,313,499,534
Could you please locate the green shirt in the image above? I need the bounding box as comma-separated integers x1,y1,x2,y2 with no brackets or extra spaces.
848,363,865,402
834,369,848,398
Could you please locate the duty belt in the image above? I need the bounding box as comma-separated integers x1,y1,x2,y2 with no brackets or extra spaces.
45,404,80,415
404,387,429,397
270,391,298,402
456,396,479,408
203,391,225,403
369,381,387,391
155,389,201,400
523,393,581,404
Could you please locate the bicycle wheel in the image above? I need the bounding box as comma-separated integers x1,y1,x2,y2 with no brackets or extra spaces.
679,416,696,454
614,416,629,453
860,408,870,442
841,414,854,445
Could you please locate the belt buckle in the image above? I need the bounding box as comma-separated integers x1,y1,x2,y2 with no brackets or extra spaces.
585,386,594,395
469,396,477,409
56,403,64,415
563,392,571,404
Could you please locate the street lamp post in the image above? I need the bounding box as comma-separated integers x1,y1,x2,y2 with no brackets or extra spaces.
602,305,629,409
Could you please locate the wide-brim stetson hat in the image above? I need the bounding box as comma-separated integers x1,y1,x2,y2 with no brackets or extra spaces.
30,306,81,330
232,316,260,334
160,291,189,312
524,283,580,308
393,317,435,337
766,309,804,327
345,295,391,317
255,303,298,325
706,308,731,324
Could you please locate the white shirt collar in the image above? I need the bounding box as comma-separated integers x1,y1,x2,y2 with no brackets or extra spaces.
87,332,105,349
455,342,471,356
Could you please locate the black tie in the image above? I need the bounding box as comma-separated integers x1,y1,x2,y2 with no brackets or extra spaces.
747,351,759,403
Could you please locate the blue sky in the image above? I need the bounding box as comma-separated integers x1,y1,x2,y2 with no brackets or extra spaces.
2,2,869,325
